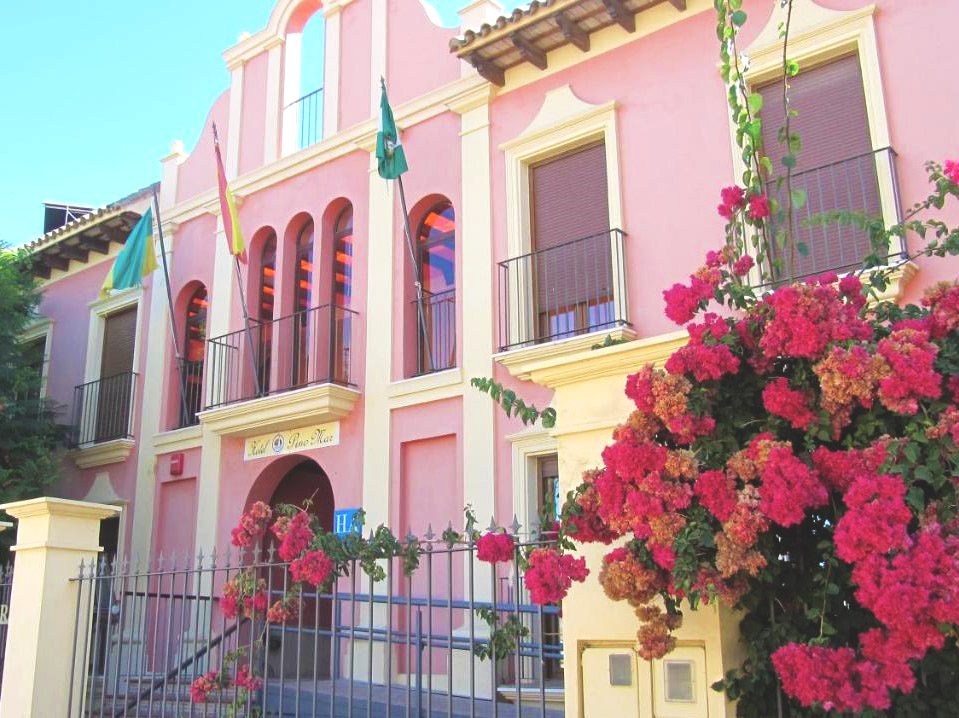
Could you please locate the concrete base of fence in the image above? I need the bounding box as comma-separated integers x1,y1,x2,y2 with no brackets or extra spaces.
0,497,120,718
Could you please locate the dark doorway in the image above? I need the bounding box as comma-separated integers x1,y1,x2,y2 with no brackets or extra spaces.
263,460,334,679
94,515,120,674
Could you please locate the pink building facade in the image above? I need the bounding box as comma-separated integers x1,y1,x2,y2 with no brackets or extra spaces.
21,0,959,711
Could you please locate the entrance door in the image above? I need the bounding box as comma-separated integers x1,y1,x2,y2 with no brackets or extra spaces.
264,461,334,679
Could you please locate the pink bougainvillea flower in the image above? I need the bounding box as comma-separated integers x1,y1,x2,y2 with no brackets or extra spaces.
747,193,770,220
290,548,334,586
272,511,315,562
732,254,754,276
718,185,746,219
190,671,220,703
476,531,516,563
944,159,959,185
525,548,589,605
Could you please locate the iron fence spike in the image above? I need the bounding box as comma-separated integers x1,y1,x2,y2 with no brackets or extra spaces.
425,523,435,541
488,516,498,533
510,515,522,535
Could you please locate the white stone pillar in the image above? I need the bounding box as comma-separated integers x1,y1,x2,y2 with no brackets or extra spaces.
0,498,120,718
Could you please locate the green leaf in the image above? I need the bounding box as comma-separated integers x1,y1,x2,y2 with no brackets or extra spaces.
746,93,763,113
785,59,800,77
731,10,747,26
791,189,807,210
782,154,796,169
797,242,809,257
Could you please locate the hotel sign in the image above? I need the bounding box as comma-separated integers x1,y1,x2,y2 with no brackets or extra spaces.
244,421,340,461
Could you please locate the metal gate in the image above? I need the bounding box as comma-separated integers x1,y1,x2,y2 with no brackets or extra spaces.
69,535,565,717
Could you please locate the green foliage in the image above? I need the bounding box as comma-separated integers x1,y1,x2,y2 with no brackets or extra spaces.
473,608,530,661
470,377,556,429
591,334,631,350
0,247,63,536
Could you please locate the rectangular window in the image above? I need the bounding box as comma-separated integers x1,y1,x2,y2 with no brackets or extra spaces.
758,53,881,277
96,306,137,441
24,337,47,402
530,142,615,343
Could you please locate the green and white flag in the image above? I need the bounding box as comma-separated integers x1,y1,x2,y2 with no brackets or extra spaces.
376,80,408,180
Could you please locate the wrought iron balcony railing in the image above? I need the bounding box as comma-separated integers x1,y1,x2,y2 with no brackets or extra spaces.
284,86,324,151
205,304,356,410
176,358,204,429
411,288,456,375
497,229,629,352
765,146,905,279
69,371,137,447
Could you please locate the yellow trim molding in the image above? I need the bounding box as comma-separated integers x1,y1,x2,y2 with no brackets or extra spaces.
496,326,638,382
199,383,361,438
153,424,204,453
386,368,464,408
68,439,136,469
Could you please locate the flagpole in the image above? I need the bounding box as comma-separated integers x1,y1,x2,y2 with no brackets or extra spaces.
212,122,263,398
396,175,435,373
232,255,263,397
151,185,193,425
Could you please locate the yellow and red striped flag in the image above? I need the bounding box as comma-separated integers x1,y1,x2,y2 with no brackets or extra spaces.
213,123,246,263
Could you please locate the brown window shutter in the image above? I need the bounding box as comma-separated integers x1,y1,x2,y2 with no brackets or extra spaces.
101,306,137,378
531,142,610,250
529,143,614,340
758,54,880,276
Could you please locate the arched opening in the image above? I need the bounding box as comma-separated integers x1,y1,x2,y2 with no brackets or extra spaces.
180,284,208,426
263,458,334,679
281,2,327,152
292,219,315,388
331,204,354,383
409,198,456,375
257,231,278,394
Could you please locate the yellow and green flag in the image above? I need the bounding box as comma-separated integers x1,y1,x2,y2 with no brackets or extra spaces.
100,206,158,297
376,81,408,180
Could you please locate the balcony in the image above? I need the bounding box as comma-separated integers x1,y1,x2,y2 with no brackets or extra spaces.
497,229,630,354
201,304,359,436
765,147,905,279
284,86,324,153
68,372,138,468
411,289,456,376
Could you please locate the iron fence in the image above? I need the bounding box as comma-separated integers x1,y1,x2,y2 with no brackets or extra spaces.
412,290,456,376
177,359,205,428
205,305,356,410
286,87,325,151
69,372,138,447
765,147,905,279
498,230,628,351
0,560,12,698
69,534,564,718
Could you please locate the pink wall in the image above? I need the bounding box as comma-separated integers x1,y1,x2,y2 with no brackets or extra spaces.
386,1,460,105
239,53,269,175
338,0,373,130
176,91,230,204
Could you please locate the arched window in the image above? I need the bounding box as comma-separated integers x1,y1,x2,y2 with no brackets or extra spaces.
294,220,315,314
414,201,455,373
332,206,353,308
292,220,315,387
180,285,208,426
331,205,353,383
258,234,277,393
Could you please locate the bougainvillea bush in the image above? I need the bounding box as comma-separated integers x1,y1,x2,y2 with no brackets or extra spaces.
557,161,959,714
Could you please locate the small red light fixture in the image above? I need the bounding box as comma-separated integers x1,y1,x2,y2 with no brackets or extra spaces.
170,452,184,476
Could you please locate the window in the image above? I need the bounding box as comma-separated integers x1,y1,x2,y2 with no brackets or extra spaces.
331,206,353,383
258,234,277,393
23,337,47,402
414,201,455,374
664,661,695,703
180,286,207,427
529,142,617,343
758,54,883,278
292,220,315,387
95,306,137,442
535,454,562,682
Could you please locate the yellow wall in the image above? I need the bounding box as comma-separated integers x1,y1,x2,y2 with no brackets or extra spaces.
522,335,745,718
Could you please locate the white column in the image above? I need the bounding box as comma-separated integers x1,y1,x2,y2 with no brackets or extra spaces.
370,0,387,116
322,4,344,137
360,149,394,529
0,498,120,718
281,32,303,157
458,101,496,528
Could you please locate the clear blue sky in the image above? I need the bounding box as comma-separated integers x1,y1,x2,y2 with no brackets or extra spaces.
0,1,521,246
